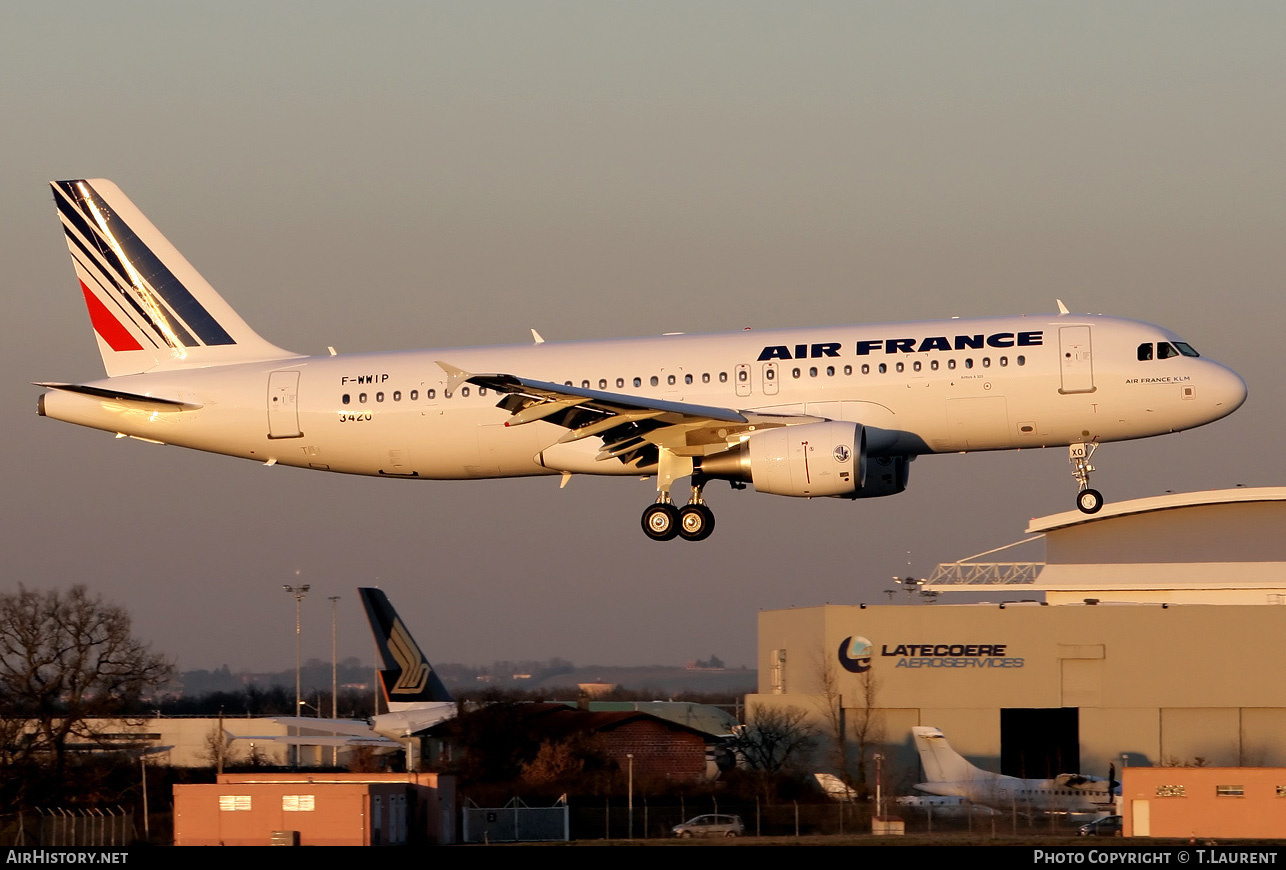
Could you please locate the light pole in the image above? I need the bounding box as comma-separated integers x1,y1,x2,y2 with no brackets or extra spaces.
329,596,340,717
330,595,340,767
627,753,634,839
874,752,884,822
893,576,925,602
284,581,310,768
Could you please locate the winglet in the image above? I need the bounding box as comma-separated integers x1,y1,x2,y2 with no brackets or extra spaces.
531,328,545,344
1056,299,1070,315
434,360,474,395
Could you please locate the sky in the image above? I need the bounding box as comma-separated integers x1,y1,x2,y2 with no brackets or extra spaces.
2,2,1283,674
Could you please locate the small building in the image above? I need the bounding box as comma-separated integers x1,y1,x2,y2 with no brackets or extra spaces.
428,703,714,782
173,772,455,846
1122,767,1286,839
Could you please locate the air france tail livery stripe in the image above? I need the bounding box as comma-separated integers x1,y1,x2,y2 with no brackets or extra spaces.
37,179,1247,541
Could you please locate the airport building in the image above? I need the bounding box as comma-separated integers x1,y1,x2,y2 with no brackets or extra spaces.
749,488,1286,789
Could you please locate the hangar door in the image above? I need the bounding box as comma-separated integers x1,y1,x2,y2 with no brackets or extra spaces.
1000,708,1079,779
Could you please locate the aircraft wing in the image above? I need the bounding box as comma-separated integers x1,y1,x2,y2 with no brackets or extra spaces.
234,733,401,748
1054,773,1109,789
262,717,403,749
438,362,821,467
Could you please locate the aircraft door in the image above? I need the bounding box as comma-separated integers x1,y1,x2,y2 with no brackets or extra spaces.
735,363,752,397
762,362,779,395
267,370,302,439
1058,326,1095,394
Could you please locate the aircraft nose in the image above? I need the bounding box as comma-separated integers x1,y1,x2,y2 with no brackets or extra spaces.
1208,362,1248,417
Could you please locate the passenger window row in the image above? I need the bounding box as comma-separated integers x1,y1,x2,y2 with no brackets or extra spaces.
341,386,488,405
341,355,1032,405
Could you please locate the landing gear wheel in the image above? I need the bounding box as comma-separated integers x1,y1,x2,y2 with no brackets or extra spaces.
642,503,680,541
1077,488,1104,514
678,504,716,541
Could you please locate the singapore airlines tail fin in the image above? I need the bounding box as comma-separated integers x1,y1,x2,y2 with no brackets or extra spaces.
913,726,987,784
360,587,453,711
50,179,301,377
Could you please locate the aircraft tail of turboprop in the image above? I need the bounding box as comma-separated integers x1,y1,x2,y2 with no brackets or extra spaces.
359,587,453,710
50,179,301,377
912,726,988,783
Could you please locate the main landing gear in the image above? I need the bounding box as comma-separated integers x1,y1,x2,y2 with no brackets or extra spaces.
641,477,716,542
1070,442,1103,514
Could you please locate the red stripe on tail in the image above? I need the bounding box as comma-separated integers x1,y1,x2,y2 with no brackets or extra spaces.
80,281,143,352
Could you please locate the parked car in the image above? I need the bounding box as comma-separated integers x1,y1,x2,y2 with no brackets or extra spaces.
1079,815,1122,836
672,814,745,838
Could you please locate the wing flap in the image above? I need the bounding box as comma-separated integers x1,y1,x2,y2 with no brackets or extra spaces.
437,362,825,467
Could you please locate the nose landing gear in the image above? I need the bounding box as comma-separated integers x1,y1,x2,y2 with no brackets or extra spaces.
1070,442,1103,514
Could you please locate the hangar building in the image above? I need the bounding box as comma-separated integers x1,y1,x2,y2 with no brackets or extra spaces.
750,488,1286,787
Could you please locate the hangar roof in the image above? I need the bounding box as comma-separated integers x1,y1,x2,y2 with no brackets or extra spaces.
1027,486,1286,534
931,487,1286,604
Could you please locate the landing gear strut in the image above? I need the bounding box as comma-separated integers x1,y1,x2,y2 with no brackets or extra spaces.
677,479,716,541
641,472,717,542
1070,442,1103,514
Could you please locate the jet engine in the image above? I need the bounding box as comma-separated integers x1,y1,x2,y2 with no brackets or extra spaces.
701,421,867,497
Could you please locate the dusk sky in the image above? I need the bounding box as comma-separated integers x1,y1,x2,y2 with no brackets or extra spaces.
3,3,1283,674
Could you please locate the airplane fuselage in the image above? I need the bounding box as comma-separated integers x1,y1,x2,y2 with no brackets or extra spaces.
41,313,1245,482
916,774,1114,814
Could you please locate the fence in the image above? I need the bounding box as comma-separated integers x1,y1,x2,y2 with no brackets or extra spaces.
462,797,569,843
1,807,137,848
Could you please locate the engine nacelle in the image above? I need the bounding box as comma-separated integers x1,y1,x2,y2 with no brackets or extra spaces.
745,421,866,498
852,453,912,498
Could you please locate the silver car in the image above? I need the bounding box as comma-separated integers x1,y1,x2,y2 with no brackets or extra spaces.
672,814,745,838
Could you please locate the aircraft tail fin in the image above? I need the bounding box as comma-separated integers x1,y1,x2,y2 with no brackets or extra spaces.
51,179,301,377
913,726,986,783
359,587,452,709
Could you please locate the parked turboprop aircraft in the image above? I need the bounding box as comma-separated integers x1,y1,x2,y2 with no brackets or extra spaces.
912,726,1116,814
38,179,1247,540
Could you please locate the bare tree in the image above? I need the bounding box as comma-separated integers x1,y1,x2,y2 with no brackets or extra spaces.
814,652,883,799
848,668,883,798
729,705,817,800
0,585,173,804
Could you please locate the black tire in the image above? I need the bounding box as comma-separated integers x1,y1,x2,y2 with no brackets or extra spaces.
642,503,680,541
1077,488,1104,514
678,504,716,541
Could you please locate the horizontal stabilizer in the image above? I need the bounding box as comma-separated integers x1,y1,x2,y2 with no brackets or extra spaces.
36,382,201,411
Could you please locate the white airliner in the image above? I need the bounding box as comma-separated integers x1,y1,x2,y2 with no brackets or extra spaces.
38,179,1247,540
912,726,1116,815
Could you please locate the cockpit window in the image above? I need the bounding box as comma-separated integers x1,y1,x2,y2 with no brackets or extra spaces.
1137,343,1153,361
1174,342,1200,357
1158,342,1179,359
